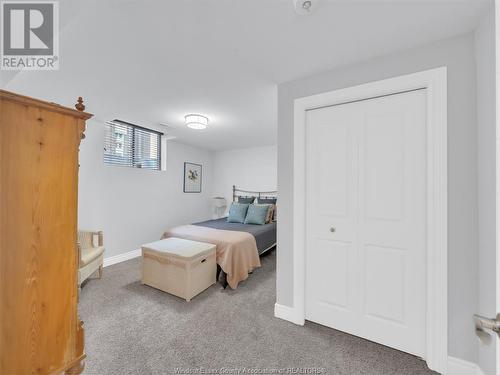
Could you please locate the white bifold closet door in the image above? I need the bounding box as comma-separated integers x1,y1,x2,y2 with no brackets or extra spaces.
305,89,427,357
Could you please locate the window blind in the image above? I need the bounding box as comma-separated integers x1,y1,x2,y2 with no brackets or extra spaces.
104,120,162,170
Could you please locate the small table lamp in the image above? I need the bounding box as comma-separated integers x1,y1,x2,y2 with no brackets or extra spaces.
213,197,227,219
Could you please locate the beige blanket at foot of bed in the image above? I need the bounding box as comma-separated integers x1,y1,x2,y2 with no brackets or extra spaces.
161,225,261,289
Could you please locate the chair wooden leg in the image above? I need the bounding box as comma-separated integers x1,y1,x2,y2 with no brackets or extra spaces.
98,265,103,279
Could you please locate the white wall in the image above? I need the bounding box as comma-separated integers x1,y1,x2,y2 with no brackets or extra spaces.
277,33,479,363
78,120,214,258
213,146,277,212
475,8,497,375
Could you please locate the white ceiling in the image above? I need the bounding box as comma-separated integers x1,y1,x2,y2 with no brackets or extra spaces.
2,0,492,151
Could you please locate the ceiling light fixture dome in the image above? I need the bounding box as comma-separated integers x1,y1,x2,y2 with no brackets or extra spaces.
185,114,209,130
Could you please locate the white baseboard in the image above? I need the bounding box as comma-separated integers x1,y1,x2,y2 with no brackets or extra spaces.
274,303,304,326
103,249,141,267
447,357,484,375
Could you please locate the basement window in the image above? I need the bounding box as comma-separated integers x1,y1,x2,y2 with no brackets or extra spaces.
104,120,163,171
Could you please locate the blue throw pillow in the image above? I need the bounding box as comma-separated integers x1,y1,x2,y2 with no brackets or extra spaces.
244,204,271,225
227,202,250,223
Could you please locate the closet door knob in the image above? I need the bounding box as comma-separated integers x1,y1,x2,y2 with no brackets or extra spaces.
330,227,336,233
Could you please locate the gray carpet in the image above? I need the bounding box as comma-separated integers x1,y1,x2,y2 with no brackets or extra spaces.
79,249,436,375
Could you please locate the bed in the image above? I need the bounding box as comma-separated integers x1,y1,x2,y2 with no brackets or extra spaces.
192,218,276,255
161,186,277,289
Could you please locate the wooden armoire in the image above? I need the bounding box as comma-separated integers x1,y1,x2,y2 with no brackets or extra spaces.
0,90,93,374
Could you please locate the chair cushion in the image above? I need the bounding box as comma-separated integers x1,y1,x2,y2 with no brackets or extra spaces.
81,246,105,266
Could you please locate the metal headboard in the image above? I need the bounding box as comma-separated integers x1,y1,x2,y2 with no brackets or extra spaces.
232,185,278,202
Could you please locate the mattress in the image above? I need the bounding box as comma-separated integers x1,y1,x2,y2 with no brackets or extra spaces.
192,218,276,254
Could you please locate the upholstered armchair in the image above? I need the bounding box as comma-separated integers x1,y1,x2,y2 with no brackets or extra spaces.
77,230,105,288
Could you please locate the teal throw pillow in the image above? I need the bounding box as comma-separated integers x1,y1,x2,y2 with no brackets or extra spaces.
227,202,250,223
244,204,271,225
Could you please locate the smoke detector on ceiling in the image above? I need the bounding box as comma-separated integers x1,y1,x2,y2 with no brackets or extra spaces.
293,0,319,15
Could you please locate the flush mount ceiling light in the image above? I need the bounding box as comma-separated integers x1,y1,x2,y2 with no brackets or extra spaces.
185,114,209,130
293,0,319,15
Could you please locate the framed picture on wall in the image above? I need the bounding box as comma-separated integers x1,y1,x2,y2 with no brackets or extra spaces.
183,162,202,193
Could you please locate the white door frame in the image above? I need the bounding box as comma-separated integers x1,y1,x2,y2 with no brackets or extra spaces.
291,67,448,373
